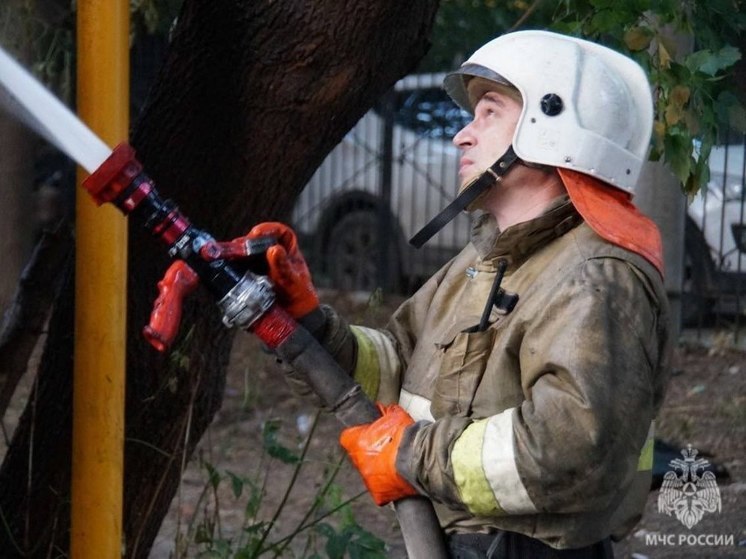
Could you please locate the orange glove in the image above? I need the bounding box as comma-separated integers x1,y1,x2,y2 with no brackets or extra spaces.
248,222,319,318
200,222,319,319
339,403,419,506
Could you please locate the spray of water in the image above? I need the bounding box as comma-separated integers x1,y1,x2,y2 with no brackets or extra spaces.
0,45,112,173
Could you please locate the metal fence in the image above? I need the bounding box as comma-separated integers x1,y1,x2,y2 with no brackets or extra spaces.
683,135,745,338
291,73,472,295
291,75,746,337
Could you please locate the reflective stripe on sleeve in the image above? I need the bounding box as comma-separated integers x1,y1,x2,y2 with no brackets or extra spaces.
452,408,538,516
452,418,503,515
399,389,435,422
637,421,654,471
350,326,401,404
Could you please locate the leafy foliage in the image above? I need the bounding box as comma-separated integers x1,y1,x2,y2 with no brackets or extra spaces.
425,0,746,195
130,0,183,39
6,0,742,195
0,2,75,101
174,414,387,558
310,484,387,559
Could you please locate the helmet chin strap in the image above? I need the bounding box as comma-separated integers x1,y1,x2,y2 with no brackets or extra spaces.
409,146,519,248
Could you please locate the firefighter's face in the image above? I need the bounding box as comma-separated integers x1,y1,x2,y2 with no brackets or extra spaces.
453,88,522,191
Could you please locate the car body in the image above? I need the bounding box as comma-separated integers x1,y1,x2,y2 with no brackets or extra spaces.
683,142,746,323
291,73,472,292
688,143,745,273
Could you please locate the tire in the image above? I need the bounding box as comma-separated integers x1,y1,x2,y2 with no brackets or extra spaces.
681,216,716,326
324,210,401,292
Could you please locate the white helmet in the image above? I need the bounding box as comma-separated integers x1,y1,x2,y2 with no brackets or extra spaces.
444,30,654,194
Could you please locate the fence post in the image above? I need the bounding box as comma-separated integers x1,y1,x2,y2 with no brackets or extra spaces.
378,88,396,291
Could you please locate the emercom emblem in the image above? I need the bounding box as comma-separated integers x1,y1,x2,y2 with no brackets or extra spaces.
657,445,722,529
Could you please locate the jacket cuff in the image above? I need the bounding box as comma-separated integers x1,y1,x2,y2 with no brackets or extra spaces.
395,421,429,496
395,417,473,507
297,306,327,338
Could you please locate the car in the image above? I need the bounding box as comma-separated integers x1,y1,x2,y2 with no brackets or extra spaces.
291,73,472,293
292,74,746,325
683,142,746,324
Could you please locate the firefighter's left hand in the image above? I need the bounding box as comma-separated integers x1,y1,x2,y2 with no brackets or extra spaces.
200,222,319,319
339,403,419,506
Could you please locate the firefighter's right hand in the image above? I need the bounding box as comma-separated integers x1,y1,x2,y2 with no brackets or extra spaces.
339,403,419,506
246,222,319,319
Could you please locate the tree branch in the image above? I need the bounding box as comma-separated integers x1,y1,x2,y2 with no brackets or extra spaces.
0,223,73,420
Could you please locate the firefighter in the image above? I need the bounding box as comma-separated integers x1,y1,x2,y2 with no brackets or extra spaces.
211,30,671,558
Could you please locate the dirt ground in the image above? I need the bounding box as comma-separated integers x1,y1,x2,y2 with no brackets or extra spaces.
148,289,746,559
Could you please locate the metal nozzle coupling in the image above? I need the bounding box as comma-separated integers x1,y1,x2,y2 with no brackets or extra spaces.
218,271,275,330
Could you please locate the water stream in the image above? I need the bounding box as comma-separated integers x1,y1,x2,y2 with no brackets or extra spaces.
0,45,111,173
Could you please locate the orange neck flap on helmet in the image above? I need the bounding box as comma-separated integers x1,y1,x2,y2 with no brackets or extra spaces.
558,168,664,278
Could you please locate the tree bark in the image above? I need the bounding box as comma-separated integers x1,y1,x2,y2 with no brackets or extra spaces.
0,1,439,556
0,115,34,315
0,224,73,419
0,0,35,322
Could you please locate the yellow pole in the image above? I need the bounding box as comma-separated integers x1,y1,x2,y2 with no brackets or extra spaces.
72,1,129,557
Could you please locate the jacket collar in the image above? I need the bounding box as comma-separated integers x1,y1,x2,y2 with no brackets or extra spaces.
471,195,582,266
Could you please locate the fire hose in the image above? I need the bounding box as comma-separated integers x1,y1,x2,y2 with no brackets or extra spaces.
81,143,448,558
0,40,447,555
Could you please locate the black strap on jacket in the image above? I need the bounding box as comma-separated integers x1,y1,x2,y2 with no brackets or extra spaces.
409,146,519,249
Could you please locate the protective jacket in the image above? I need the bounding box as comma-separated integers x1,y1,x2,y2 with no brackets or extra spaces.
314,196,670,549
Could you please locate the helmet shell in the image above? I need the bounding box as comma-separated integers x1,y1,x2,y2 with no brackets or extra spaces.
444,30,654,194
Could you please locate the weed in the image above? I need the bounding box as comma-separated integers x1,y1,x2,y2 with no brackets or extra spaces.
171,411,386,558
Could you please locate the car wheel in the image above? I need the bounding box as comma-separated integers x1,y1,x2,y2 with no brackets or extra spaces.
325,210,400,292
681,216,716,326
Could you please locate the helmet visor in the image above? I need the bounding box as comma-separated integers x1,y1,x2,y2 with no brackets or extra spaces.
444,63,515,112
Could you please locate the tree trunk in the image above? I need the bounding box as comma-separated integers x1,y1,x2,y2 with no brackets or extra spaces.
0,0,35,320
0,115,34,315
0,1,439,556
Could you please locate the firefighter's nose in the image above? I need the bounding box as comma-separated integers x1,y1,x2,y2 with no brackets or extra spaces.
453,121,475,149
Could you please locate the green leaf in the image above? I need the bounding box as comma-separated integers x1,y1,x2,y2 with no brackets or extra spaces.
314,522,351,559
243,485,261,518
242,521,267,536
207,538,233,558
687,46,741,76
589,9,623,34
664,132,693,185
314,522,337,539
195,522,214,544
261,419,300,464
234,548,254,559
325,530,352,559
347,526,387,559
204,462,221,490
226,471,244,499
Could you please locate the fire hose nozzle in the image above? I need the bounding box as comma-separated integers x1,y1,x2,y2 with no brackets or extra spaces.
82,143,144,208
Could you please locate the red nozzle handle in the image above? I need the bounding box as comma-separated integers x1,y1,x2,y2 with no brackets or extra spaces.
143,260,200,352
